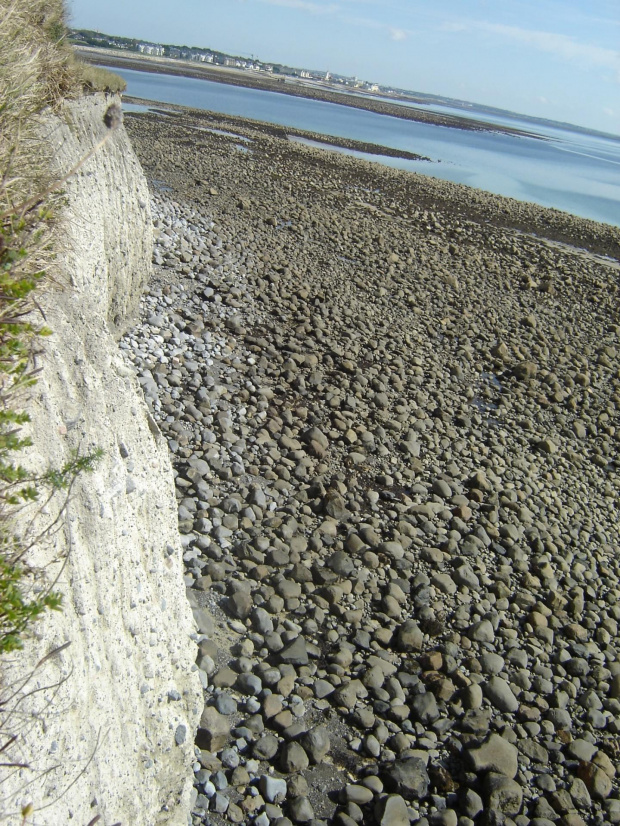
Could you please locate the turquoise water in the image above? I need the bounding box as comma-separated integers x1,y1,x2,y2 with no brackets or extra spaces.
114,66,620,227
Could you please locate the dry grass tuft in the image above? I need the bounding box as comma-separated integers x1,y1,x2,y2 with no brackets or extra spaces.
0,0,78,218
78,64,127,94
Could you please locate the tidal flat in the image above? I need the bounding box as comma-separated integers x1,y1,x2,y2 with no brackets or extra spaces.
123,104,620,826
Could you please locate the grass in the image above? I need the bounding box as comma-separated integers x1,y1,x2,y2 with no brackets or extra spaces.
78,64,127,94
0,0,74,222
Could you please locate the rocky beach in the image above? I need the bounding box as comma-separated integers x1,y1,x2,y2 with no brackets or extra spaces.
121,104,620,826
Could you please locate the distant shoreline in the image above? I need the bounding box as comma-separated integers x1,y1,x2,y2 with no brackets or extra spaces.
76,46,540,140
124,95,433,165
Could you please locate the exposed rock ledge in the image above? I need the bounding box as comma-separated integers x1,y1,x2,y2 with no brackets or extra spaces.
2,94,202,825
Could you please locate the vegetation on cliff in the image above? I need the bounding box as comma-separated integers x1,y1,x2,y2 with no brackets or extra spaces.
0,0,115,655
0,3,116,820
0,0,75,656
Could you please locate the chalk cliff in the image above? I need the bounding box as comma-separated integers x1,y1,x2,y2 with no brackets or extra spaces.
2,94,202,825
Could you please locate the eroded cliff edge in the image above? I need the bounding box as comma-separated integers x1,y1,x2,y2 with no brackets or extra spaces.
2,94,202,825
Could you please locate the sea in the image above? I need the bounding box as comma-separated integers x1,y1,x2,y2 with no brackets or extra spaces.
108,65,620,228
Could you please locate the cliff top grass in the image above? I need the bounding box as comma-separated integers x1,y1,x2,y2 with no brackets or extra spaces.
1,0,75,209
0,0,125,192
79,63,127,94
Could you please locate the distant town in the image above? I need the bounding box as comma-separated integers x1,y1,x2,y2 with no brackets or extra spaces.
71,27,611,142
70,28,387,95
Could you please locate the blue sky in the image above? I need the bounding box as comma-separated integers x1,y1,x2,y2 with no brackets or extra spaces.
69,0,620,134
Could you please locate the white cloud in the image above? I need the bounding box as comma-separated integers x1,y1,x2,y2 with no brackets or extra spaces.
342,13,410,41
390,27,407,41
257,0,381,10
255,0,410,39
446,20,620,81
258,0,339,13
480,22,619,72
441,21,467,33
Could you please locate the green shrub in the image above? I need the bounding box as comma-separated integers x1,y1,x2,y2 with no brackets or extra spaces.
0,204,106,655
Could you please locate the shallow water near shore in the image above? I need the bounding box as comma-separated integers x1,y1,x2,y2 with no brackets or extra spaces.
112,65,620,227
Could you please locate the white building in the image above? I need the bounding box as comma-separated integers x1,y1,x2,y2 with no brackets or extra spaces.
138,43,164,56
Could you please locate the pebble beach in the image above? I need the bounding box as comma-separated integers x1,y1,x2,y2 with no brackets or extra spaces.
121,104,620,826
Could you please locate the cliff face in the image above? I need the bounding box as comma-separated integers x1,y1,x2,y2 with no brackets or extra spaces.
2,95,202,825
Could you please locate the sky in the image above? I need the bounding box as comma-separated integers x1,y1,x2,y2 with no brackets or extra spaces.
68,0,620,135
